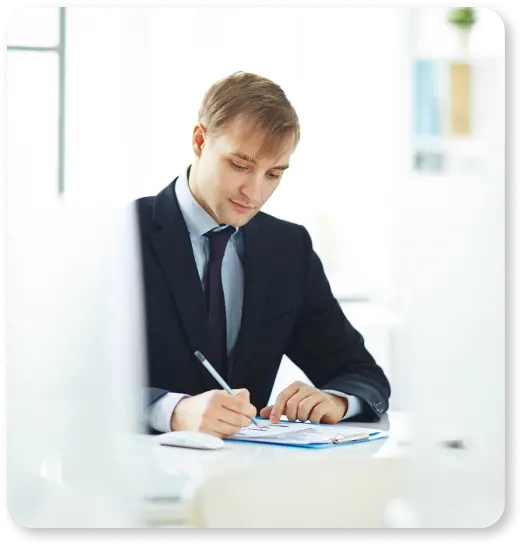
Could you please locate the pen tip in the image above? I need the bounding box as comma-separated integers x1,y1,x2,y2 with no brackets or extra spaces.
194,350,205,362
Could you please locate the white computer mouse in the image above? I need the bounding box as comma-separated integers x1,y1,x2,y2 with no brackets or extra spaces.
156,431,224,450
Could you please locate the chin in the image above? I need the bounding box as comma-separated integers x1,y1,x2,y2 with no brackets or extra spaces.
218,205,257,227
223,214,251,228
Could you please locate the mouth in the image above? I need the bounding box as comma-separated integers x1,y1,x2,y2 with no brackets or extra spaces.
229,199,255,214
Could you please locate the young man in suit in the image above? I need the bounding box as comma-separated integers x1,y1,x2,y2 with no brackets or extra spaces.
136,71,390,437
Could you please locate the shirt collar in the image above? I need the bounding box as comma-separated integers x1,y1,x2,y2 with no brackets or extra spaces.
175,165,239,238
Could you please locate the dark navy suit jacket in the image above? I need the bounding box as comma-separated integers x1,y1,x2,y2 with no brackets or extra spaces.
135,177,391,422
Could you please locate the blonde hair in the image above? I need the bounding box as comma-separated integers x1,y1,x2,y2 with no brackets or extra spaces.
198,71,300,158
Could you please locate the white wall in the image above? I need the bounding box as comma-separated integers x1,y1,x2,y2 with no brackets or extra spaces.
8,8,504,426
64,6,409,299
59,7,412,400
391,7,505,417
7,7,61,217
6,9,505,526
391,7,505,526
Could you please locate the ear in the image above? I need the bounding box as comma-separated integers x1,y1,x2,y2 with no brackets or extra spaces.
192,123,207,157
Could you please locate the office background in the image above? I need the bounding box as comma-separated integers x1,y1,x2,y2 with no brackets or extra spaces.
7,6,504,411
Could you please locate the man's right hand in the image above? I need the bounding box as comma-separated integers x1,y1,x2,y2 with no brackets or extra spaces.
170,388,257,438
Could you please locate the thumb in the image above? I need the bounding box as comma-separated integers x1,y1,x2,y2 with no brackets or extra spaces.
232,388,250,401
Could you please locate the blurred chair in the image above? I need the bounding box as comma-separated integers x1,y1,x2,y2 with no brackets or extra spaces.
187,457,406,528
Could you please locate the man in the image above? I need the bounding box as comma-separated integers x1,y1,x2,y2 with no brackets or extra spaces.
136,71,390,437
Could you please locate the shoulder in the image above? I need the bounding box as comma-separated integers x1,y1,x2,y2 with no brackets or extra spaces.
134,178,178,226
254,211,312,247
254,211,308,240
133,196,156,237
134,195,155,217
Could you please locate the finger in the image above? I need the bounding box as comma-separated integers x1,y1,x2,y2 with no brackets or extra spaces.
215,419,242,438
220,393,257,419
309,401,331,424
197,413,228,437
296,394,325,422
197,422,218,435
232,388,250,400
283,385,316,422
270,382,302,423
218,391,245,410
208,429,226,438
198,423,224,438
284,392,305,422
216,406,253,429
233,390,257,416
222,389,251,404
260,406,273,418
207,424,238,439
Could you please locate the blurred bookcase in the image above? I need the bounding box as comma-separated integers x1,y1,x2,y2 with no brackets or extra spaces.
409,8,504,178
412,55,503,177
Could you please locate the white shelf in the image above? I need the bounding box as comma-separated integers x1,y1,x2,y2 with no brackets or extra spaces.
414,55,502,63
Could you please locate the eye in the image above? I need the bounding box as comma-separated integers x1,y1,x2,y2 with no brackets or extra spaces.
230,161,249,171
229,160,280,180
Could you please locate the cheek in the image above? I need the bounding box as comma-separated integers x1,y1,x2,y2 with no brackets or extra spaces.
201,156,228,192
218,172,246,198
211,162,228,190
261,181,280,203
206,168,229,199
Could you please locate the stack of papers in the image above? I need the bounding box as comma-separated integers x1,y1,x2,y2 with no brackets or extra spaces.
228,420,388,449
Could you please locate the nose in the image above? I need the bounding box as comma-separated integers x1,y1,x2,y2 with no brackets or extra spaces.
239,173,264,205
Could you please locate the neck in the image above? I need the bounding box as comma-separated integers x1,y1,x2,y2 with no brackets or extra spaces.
188,163,221,224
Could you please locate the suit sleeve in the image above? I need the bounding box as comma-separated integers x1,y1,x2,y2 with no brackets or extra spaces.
284,227,391,422
148,392,190,433
144,388,191,434
147,387,170,406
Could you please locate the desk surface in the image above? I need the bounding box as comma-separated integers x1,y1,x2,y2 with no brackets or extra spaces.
142,411,409,525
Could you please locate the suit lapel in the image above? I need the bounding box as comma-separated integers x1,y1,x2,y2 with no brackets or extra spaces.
150,179,216,391
229,216,271,388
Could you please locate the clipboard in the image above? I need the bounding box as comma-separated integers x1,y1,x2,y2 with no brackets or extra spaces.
226,420,388,449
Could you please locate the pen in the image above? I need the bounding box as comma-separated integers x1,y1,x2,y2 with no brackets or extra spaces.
194,350,263,430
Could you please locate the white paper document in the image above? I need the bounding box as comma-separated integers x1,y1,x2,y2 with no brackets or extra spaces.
230,421,388,446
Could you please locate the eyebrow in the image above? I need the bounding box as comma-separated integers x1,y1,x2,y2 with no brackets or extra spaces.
231,152,289,171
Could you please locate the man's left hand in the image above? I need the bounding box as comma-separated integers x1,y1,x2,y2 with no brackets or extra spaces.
260,381,348,425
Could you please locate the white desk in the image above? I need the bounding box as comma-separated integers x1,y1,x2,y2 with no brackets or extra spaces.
141,411,409,526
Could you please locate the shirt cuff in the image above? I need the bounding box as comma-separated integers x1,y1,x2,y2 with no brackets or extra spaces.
323,390,363,420
148,392,190,433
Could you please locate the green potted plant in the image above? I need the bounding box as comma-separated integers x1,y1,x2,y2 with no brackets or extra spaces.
447,8,477,54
